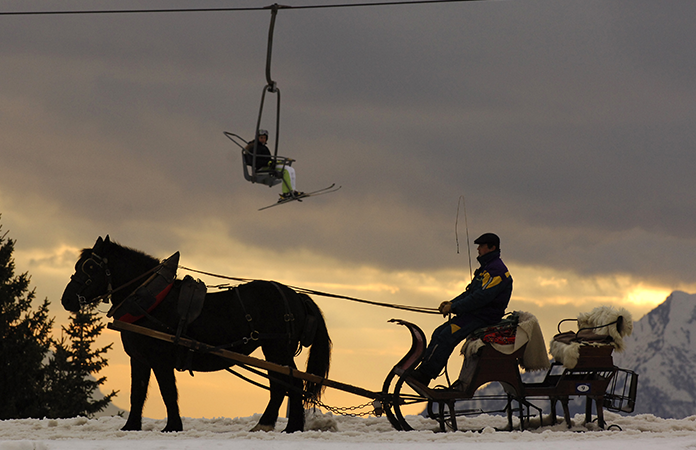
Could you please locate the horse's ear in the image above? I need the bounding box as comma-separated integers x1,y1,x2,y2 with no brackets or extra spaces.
102,235,113,252
95,236,104,247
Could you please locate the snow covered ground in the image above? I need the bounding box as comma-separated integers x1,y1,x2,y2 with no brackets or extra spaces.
2,411,696,450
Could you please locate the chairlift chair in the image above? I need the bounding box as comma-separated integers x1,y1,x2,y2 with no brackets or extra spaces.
224,131,293,188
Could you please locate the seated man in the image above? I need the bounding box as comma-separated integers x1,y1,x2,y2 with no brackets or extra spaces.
411,233,513,386
244,129,303,200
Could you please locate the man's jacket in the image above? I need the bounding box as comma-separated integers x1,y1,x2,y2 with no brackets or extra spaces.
450,250,513,326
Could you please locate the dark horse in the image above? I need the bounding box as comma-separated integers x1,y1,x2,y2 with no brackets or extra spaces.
61,236,331,433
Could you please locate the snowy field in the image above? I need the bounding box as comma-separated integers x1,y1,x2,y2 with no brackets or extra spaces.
2,411,696,450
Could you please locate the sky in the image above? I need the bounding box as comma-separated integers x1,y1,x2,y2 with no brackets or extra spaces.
1,0,695,420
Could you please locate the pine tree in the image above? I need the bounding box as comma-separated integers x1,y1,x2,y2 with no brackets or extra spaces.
43,302,118,418
0,222,53,419
1,217,118,419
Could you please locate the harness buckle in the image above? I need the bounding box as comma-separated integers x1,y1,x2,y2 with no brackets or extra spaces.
242,331,260,345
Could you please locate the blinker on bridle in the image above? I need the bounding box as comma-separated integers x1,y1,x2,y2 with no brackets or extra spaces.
72,251,113,306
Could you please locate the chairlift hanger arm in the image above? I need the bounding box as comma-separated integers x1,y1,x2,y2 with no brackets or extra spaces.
231,3,287,182
252,4,285,167
263,4,291,89
253,84,281,166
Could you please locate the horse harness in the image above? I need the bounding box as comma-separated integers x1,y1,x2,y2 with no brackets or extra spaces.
107,252,181,325
230,282,297,348
73,247,315,372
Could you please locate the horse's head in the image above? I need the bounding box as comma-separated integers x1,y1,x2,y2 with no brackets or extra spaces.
61,235,114,312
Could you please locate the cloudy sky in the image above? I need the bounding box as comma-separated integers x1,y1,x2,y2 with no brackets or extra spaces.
2,0,694,420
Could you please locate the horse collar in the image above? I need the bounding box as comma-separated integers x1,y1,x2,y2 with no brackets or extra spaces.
113,282,175,324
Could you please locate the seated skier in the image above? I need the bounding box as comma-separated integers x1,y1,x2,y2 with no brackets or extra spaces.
244,129,303,201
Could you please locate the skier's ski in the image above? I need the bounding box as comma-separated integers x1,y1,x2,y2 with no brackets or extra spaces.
258,184,341,211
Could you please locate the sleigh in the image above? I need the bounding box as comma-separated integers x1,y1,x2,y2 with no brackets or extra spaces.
382,307,638,431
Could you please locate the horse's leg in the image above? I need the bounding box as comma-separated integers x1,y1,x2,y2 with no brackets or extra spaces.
250,372,285,432
152,365,183,432
251,344,303,432
122,357,151,431
283,359,306,433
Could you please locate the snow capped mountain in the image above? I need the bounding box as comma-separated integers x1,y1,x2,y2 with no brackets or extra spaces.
613,290,696,419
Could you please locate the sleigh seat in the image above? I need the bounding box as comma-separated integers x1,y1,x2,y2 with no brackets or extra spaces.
524,306,634,428
457,311,550,397
448,311,551,429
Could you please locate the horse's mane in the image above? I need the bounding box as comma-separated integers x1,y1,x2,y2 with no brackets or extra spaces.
81,240,160,266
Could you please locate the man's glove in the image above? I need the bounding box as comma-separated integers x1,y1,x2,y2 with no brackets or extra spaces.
439,301,452,316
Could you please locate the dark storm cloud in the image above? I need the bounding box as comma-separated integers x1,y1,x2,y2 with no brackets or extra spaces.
1,0,695,288
276,0,696,282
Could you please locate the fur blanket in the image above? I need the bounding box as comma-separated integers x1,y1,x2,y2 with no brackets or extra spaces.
461,311,551,372
549,305,633,369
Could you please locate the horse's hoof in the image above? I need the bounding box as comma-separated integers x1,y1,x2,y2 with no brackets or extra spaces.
161,419,183,433
250,423,275,432
282,421,304,433
162,423,183,433
121,423,141,431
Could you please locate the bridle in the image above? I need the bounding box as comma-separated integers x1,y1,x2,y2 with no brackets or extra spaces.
69,251,113,306
70,250,163,307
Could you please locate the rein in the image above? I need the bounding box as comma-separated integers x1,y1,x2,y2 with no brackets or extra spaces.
178,265,440,315
90,261,165,305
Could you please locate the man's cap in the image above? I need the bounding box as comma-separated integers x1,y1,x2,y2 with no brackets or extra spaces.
474,233,500,248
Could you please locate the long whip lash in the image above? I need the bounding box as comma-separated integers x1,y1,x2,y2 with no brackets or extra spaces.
455,195,473,279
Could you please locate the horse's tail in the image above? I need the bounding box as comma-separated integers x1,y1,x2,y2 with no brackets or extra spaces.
302,295,332,405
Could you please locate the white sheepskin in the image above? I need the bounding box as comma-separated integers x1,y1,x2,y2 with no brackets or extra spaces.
550,305,634,368
549,339,581,369
459,311,550,371
577,305,633,351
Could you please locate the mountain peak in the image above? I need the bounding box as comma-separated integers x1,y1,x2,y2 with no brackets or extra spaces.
614,290,696,418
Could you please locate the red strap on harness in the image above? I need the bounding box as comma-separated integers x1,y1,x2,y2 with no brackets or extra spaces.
116,282,174,324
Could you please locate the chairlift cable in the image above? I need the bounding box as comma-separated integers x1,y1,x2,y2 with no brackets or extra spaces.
1,1,488,17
